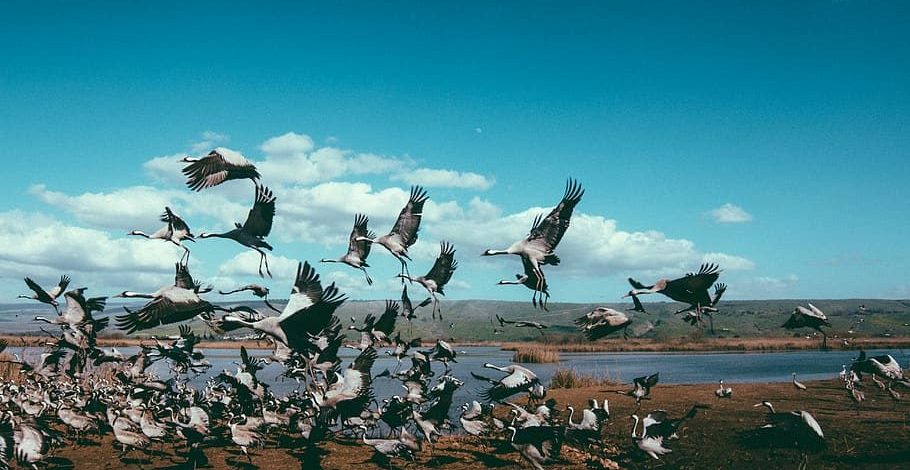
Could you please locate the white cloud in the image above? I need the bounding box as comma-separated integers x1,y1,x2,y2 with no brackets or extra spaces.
217,251,301,280
0,210,178,287
701,252,755,271
707,203,753,223
739,274,800,295
260,132,315,157
190,131,229,153
28,184,183,231
392,168,495,190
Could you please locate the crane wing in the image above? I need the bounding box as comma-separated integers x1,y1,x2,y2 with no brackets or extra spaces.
174,263,196,290
424,241,458,293
182,149,260,191
242,184,276,237
669,263,721,294
526,179,584,252
23,277,53,303
48,275,71,299
162,207,193,237
278,261,325,320
347,213,374,262
373,300,399,335
114,298,212,334
389,186,428,248
278,284,346,351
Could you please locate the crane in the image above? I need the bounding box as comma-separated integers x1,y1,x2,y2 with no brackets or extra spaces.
396,241,457,319
356,186,428,280
181,147,260,191
128,206,195,264
199,184,276,277
483,179,584,306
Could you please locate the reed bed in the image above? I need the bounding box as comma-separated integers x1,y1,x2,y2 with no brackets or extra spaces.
549,367,618,389
511,345,560,363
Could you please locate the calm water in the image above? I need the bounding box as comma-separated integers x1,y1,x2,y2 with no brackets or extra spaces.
10,345,908,412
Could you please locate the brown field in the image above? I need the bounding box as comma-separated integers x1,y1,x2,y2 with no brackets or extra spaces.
35,378,910,469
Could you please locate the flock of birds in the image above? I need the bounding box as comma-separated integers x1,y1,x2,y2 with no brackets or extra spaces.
1,147,907,470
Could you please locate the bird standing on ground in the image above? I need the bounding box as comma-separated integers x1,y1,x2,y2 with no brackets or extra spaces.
483,179,584,309
321,213,376,286
396,241,457,319
792,373,807,391
181,148,260,191
199,184,276,277
715,380,732,398
357,186,428,280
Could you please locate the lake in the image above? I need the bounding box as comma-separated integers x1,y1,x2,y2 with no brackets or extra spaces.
9,345,907,413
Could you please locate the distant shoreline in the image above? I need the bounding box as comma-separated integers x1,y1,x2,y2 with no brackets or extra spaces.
4,334,908,353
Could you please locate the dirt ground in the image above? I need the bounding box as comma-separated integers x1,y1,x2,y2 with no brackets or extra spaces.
32,377,910,470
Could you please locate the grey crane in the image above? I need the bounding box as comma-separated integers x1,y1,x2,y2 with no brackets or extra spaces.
129,207,195,265
792,372,807,391
208,261,345,362
400,284,432,323
751,401,825,470
321,213,376,285
199,184,276,277
497,255,551,311
507,425,565,470
356,186,428,280
114,263,215,333
495,314,549,335
782,303,832,349
218,284,281,313
396,241,457,319
181,147,260,191
576,307,632,340
483,179,584,307
626,263,722,318
616,372,659,406
850,350,904,386
472,363,543,403
358,425,415,463
18,276,70,312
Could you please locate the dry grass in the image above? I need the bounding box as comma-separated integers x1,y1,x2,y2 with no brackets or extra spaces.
502,335,910,353
0,351,23,383
549,367,618,389
512,345,560,363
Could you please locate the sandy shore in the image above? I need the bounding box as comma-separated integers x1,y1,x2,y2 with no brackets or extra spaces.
37,378,910,469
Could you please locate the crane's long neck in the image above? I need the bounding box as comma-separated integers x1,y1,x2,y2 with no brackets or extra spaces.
484,249,513,256
567,406,576,426
119,291,156,299
33,316,55,324
631,415,640,439
483,363,506,372
129,231,151,239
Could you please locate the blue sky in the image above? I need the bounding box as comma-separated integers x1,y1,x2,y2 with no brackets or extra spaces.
1,1,908,304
